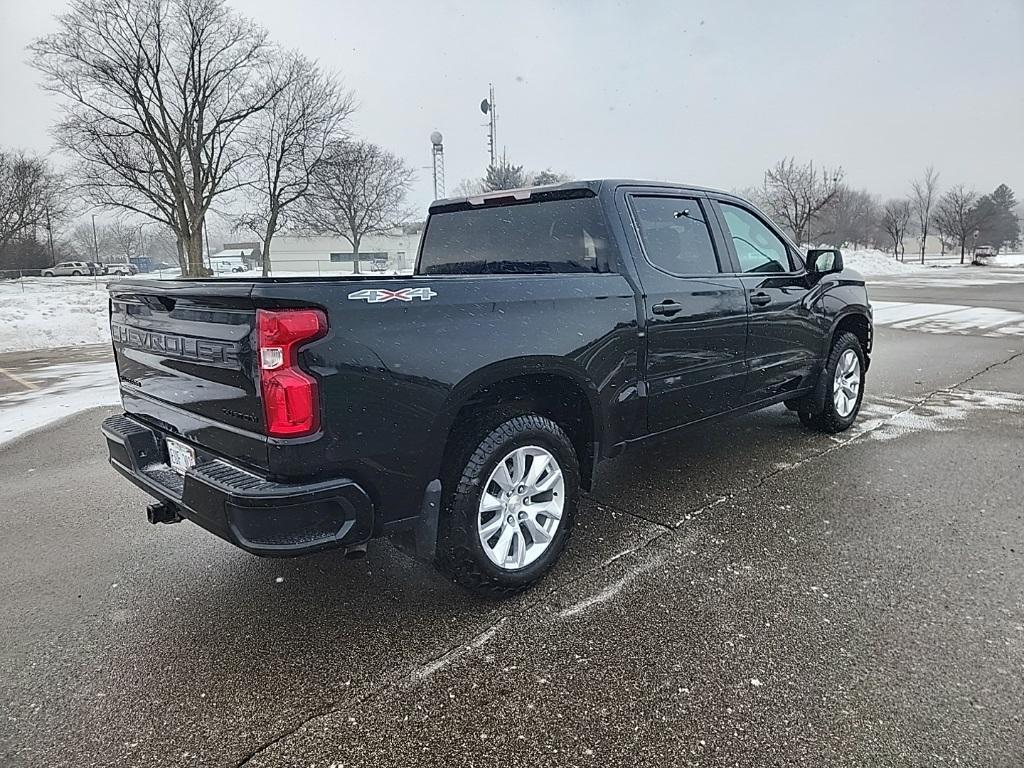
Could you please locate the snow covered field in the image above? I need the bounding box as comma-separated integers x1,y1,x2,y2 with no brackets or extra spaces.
0,277,110,352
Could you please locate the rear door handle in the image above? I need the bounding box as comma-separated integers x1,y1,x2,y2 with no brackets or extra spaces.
652,301,684,316
749,292,772,307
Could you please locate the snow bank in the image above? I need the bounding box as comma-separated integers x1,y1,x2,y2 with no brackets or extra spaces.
840,249,925,276
0,278,110,353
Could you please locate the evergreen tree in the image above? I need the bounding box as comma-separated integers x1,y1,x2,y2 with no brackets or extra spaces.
972,184,1020,251
483,155,526,191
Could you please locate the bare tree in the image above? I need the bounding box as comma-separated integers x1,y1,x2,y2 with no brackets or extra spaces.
910,165,940,263
451,178,486,197
760,158,843,246
31,0,283,277
934,186,981,265
236,52,354,276
880,199,912,260
68,219,112,261
302,141,414,274
0,149,64,253
107,219,143,262
819,186,879,249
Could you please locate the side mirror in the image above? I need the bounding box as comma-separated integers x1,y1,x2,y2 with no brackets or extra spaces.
807,248,843,274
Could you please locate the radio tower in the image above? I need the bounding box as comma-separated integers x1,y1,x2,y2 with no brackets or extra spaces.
480,83,497,167
430,131,445,199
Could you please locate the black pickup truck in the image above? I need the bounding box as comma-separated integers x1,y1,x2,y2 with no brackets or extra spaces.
102,180,872,596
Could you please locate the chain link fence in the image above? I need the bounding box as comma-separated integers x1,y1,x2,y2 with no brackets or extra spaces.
0,269,109,294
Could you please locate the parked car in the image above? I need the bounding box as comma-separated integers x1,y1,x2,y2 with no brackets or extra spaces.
102,179,873,596
41,261,92,277
104,263,139,276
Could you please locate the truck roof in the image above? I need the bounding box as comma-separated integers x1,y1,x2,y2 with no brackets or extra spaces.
428,179,734,213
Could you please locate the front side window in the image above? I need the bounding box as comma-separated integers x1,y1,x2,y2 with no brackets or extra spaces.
418,195,611,275
631,196,719,275
719,203,792,274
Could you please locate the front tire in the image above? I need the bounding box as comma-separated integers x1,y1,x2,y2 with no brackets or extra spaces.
799,331,865,433
437,414,579,598
42,271,54,277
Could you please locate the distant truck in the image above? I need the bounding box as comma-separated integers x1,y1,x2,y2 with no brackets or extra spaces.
973,245,995,265
104,262,139,276
102,179,873,596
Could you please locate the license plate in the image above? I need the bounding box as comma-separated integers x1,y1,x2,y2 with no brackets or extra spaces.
166,437,196,475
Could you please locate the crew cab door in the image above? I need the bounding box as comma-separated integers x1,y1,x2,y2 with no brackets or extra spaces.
709,197,823,403
618,189,749,433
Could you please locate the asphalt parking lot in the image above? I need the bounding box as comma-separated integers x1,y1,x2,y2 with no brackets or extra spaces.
2,274,1023,767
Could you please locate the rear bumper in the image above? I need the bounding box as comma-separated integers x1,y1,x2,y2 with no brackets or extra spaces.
101,414,374,557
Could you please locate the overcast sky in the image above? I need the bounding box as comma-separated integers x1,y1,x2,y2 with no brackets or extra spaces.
2,0,1022,215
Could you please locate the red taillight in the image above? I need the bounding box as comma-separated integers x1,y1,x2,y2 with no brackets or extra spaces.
256,308,327,437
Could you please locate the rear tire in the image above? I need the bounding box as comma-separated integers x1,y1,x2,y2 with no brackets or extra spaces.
436,413,579,598
799,331,865,434
71,270,82,276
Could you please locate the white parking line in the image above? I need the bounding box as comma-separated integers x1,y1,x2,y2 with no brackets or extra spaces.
872,301,1024,337
0,366,39,391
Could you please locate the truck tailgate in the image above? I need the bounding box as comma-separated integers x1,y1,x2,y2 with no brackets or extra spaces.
109,280,268,470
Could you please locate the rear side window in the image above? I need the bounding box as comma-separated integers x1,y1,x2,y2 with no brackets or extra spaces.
630,196,720,275
418,196,612,275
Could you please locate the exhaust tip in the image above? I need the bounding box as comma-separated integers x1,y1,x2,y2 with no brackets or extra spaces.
344,544,368,560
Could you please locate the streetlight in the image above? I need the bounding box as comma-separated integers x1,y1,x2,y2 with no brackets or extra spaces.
430,131,445,200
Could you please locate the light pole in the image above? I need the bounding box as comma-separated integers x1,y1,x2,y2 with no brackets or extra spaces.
45,207,55,267
91,214,99,262
430,131,445,200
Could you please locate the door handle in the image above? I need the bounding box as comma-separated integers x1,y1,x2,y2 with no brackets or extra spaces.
749,292,772,307
652,301,684,316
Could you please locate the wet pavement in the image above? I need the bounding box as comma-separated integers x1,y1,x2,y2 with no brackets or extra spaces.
0,344,111,397
1,276,1023,767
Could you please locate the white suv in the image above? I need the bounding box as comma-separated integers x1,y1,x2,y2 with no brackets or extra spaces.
42,261,91,277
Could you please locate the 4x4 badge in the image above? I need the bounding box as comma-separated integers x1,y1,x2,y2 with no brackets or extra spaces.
347,287,437,304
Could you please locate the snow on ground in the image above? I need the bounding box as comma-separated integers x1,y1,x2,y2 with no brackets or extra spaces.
841,249,926,276
0,269,416,353
0,277,110,352
0,361,119,446
848,388,1024,443
993,252,1024,267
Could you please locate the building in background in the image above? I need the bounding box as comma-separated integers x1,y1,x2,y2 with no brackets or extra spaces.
269,226,423,274
210,243,260,273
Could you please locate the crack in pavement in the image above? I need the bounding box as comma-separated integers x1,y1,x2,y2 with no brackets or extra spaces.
233,348,1024,767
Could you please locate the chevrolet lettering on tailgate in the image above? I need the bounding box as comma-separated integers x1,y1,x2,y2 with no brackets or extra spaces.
111,323,240,366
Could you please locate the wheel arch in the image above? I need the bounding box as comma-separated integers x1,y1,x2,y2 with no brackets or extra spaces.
826,307,872,365
432,357,604,491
